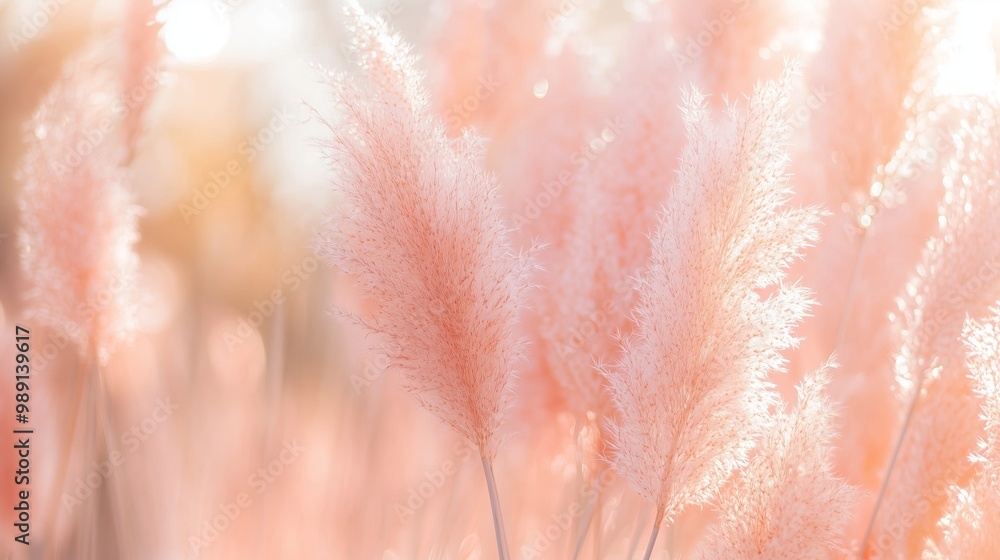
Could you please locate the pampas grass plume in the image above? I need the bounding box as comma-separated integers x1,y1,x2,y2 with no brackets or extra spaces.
924,308,1000,558
17,48,140,365
602,67,821,559
698,363,859,559
316,5,534,557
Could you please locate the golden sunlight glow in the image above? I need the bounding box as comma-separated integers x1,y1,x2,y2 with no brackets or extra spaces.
936,0,999,95
162,0,231,64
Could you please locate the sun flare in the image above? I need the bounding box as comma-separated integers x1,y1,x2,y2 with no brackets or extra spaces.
161,0,231,64
936,0,999,95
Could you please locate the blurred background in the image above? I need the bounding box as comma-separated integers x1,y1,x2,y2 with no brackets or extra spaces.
0,1,438,558
0,0,1000,559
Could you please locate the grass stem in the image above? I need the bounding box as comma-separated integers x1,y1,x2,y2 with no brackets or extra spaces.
834,225,869,354
856,369,925,559
642,508,664,560
481,456,511,560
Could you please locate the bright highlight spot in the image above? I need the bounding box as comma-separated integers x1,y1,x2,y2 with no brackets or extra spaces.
936,1,998,95
162,0,231,64
533,79,550,99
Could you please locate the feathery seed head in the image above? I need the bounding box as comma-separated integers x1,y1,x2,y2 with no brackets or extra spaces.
18,48,140,365
604,67,820,522
317,5,533,459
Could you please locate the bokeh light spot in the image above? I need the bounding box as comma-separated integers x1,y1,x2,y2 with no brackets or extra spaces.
162,0,231,64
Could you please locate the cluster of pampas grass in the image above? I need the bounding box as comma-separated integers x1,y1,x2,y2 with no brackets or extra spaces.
600,69,828,557
315,5,535,556
5,0,1000,558
317,3,999,559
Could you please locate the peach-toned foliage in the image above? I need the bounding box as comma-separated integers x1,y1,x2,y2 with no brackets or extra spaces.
698,364,858,559
602,69,821,526
809,0,953,218
537,13,689,424
120,0,168,157
924,309,1000,558
6,1,1000,558
669,0,797,101
315,4,534,461
864,94,1000,559
17,48,140,364
428,0,558,140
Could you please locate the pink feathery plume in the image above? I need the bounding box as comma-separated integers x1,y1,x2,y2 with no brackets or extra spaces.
500,42,604,248
860,95,1000,559
808,0,953,222
17,47,140,366
669,0,797,102
120,0,168,159
17,44,142,559
788,0,956,499
793,4,954,488
924,309,1000,558
475,24,605,429
697,363,859,560
316,5,532,557
539,9,688,425
602,68,821,560
508,19,679,554
502,49,607,430
427,0,558,140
